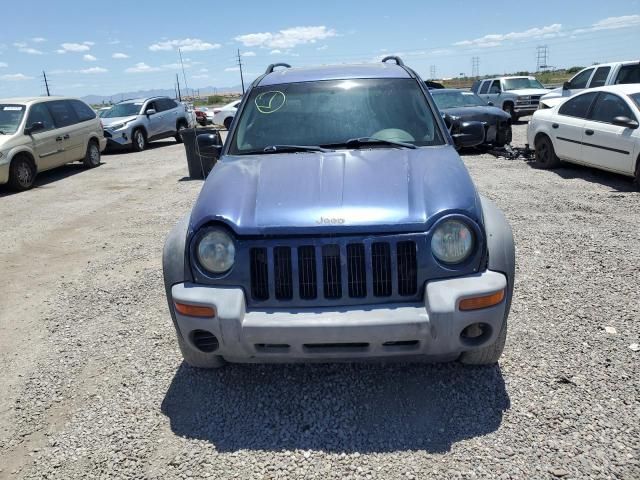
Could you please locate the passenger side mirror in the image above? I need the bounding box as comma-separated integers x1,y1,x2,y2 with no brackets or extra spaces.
146,109,157,116
197,132,223,158
612,116,639,129
452,121,485,148
562,81,570,91
25,121,44,135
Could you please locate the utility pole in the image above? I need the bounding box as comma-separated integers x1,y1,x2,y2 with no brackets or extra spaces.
178,48,189,99
471,57,480,79
237,49,245,94
42,70,51,96
174,84,178,100
536,45,549,72
429,65,436,80
176,73,182,101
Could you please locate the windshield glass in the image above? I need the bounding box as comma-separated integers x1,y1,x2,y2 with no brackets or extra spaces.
0,104,26,134
98,108,112,118
630,93,640,109
102,103,142,118
502,78,545,90
230,78,444,154
432,91,487,109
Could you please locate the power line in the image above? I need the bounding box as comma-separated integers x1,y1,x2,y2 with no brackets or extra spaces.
471,57,480,78
237,49,245,94
178,48,189,98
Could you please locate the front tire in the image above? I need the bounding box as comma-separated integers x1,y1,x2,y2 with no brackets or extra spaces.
223,116,233,130
503,103,518,122
132,128,146,152
177,334,226,369
495,124,512,147
534,135,560,169
8,155,36,191
459,318,507,365
83,140,101,168
175,122,187,143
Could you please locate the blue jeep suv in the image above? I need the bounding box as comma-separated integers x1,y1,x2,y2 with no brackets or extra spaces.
163,57,515,368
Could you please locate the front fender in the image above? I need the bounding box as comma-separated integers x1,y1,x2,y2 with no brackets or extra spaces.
163,215,193,334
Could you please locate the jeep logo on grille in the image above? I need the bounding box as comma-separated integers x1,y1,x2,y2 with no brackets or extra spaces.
316,216,345,225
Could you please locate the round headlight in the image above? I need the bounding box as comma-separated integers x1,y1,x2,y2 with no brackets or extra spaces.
196,229,235,273
431,220,474,264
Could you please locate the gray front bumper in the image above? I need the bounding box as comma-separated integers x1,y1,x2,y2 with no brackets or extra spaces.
168,270,507,363
104,128,132,147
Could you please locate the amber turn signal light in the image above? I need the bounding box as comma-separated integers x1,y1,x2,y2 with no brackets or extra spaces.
459,289,505,311
174,302,216,318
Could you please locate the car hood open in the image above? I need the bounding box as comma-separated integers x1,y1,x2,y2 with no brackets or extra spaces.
189,146,483,235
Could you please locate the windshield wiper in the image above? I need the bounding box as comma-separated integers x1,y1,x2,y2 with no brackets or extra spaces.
327,137,417,150
263,144,329,153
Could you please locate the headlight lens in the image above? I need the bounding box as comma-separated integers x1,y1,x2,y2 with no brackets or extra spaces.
431,220,474,264
196,229,235,273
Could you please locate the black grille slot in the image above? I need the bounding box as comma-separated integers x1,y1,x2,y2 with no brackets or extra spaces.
322,244,342,299
192,330,219,352
273,247,293,300
372,242,392,297
397,241,418,296
298,246,317,300
250,248,269,300
347,243,366,298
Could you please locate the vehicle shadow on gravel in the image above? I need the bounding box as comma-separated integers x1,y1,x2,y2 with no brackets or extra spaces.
0,163,98,198
161,362,509,453
526,162,638,193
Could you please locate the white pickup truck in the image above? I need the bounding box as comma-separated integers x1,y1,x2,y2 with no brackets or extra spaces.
540,61,640,107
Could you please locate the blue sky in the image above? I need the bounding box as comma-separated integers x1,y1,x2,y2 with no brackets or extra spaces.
0,0,639,98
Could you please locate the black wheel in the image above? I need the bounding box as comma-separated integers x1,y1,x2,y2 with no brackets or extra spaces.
223,116,233,130
494,124,512,147
8,155,36,191
83,140,101,168
634,158,640,191
503,103,518,122
534,135,560,169
175,122,187,143
132,128,146,152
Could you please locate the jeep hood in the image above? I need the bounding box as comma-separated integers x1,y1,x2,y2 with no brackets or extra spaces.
101,116,138,127
189,146,483,235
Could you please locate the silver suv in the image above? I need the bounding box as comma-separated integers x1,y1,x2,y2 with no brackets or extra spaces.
101,96,189,151
471,76,549,121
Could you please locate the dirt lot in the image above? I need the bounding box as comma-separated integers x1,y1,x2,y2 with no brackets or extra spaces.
1,121,638,479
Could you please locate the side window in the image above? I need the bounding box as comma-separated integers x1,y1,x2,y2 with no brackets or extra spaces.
589,67,611,88
558,92,598,118
489,80,501,93
46,100,78,127
145,101,157,113
163,98,178,110
26,103,56,131
471,80,480,93
567,68,594,89
615,64,640,85
479,81,490,94
70,100,96,122
589,93,635,124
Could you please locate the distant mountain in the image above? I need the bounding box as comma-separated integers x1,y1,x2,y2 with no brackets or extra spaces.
81,85,243,105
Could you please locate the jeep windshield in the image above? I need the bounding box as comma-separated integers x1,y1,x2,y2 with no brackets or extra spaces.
229,78,445,155
102,103,142,118
432,91,487,109
0,104,26,134
502,78,545,91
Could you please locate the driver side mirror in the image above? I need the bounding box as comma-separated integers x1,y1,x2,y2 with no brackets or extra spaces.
146,109,157,116
562,81,570,91
452,121,485,149
25,121,44,135
612,116,639,129
197,132,223,158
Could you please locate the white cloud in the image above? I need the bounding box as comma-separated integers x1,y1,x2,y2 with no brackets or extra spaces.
317,45,328,51
224,67,239,72
125,62,162,73
235,26,337,49
112,52,129,59
269,49,282,55
453,23,563,48
32,37,46,43
83,54,97,61
1,73,33,81
78,66,107,74
108,39,121,45
55,49,66,54
61,42,91,52
242,51,256,57
199,68,208,72
149,38,221,52
0,62,7,68
162,62,192,69
20,47,44,55
192,74,209,79
13,42,27,48
83,41,95,46
574,15,640,34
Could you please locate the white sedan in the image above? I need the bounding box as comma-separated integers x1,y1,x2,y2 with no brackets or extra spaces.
528,84,640,186
212,100,241,129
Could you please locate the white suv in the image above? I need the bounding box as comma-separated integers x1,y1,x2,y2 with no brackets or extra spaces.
471,76,550,121
0,97,106,191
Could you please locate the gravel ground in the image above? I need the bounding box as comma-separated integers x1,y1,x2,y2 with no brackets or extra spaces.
1,121,639,479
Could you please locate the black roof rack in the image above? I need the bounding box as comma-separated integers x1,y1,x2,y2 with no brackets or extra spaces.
264,63,292,74
381,56,405,66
